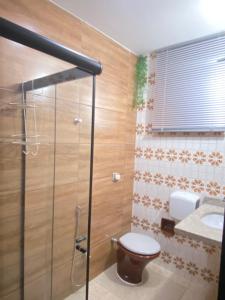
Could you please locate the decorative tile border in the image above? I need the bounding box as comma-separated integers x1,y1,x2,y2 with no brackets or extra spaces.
135,147,224,167
134,170,225,197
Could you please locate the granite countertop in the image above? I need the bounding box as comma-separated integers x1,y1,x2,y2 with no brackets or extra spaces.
175,198,225,246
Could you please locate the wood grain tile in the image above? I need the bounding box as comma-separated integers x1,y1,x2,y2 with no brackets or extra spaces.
125,109,137,144
78,77,93,106
26,93,55,144
95,108,126,144
0,191,21,219
53,236,73,268
24,272,51,300
0,158,22,193
90,238,116,280
0,1,136,299
124,144,135,172
52,260,73,300
24,251,51,284
76,180,90,237
55,143,79,185
53,181,89,267
56,98,79,144
96,77,128,113
25,187,53,213
79,143,91,182
56,81,79,103
91,177,124,246
0,143,21,160
0,88,22,140
25,144,54,191
0,215,20,270
0,263,20,298
79,104,92,144
93,144,125,180
24,208,52,284
25,209,52,267
1,289,20,300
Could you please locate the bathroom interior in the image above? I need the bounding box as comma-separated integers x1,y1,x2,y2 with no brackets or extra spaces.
0,0,225,300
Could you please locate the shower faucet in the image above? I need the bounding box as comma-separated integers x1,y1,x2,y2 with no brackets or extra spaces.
75,244,87,254
75,234,87,254
75,235,87,244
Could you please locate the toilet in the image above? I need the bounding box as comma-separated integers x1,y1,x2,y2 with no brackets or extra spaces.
116,232,161,285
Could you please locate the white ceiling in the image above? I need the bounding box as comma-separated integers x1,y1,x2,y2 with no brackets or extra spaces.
52,0,225,54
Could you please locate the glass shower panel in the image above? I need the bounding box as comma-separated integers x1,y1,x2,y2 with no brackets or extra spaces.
1,35,94,300
52,77,93,300
24,85,56,300
0,87,23,299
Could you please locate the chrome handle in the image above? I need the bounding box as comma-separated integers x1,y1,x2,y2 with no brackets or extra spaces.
75,236,87,244
74,117,82,124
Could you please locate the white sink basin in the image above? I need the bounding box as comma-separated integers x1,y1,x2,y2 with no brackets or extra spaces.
201,213,224,230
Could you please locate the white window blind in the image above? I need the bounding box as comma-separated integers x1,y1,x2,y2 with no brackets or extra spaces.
152,35,225,132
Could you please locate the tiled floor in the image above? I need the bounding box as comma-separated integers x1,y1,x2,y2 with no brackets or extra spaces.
65,262,218,300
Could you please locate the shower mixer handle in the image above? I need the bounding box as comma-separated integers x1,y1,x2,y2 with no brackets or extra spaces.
75,235,87,244
76,244,87,254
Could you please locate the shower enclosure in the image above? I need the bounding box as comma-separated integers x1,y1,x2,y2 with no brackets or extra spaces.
0,17,102,300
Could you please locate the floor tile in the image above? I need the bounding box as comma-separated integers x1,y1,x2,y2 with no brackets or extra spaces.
65,281,120,300
181,282,218,300
93,264,186,300
65,262,218,300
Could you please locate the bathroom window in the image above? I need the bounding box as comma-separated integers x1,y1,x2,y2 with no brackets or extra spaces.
152,34,225,132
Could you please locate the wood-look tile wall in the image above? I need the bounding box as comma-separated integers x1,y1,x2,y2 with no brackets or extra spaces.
0,0,136,299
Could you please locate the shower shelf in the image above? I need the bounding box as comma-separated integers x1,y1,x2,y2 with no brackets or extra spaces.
9,94,40,155
9,102,39,108
10,135,41,146
11,141,40,145
11,134,41,137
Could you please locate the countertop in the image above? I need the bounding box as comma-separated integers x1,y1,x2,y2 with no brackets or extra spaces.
175,198,225,246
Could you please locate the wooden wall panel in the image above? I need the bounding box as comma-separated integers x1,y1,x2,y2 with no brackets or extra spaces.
0,0,136,299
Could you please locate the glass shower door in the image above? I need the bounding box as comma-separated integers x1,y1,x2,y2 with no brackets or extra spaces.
23,77,94,300
23,84,56,300
52,77,93,300
0,86,24,300
0,36,94,300
0,81,57,300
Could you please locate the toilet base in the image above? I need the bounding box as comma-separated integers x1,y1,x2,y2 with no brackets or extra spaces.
116,243,160,285
116,272,142,286
117,248,148,284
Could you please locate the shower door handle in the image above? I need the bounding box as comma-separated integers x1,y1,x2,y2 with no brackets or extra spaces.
74,117,82,124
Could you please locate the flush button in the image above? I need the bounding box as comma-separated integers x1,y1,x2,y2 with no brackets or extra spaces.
112,172,121,182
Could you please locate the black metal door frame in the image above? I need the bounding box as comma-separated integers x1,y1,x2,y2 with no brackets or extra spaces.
0,17,102,300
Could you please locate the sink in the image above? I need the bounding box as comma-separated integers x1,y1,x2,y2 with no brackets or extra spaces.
201,213,224,230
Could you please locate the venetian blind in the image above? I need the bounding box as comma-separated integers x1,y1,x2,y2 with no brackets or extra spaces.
152,35,225,132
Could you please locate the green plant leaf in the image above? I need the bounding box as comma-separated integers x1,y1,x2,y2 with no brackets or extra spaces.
133,55,148,108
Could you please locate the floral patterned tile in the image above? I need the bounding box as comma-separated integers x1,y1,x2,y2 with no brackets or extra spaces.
134,77,224,289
